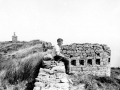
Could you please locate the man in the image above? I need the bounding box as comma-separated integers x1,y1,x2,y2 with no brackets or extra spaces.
53,38,70,74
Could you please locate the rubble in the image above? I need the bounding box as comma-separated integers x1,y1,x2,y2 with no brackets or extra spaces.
33,62,70,90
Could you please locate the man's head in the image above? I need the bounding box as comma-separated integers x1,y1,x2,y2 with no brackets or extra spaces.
57,38,63,46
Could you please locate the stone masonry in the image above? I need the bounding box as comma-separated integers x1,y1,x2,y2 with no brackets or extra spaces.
60,43,111,76
33,62,70,90
12,32,18,43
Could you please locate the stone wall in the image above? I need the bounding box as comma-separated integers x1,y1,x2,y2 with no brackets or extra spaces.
60,43,111,76
33,62,69,90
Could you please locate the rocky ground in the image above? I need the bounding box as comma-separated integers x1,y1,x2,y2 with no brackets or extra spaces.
0,40,119,90
33,61,85,90
32,62,120,90
33,62,69,90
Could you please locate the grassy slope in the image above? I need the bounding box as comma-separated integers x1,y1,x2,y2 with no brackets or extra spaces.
0,40,120,90
69,68,120,90
0,40,52,90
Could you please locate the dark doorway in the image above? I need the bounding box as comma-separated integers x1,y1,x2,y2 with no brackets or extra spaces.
87,59,92,65
79,60,84,65
108,58,110,63
96,59,100,65
71,60,76,66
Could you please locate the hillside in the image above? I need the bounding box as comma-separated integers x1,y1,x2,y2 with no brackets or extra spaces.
69,70,120,90
0,40,52,53
0,40,120,90
0,40,53,90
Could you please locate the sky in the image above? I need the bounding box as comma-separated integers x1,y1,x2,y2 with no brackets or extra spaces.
0,0,120,67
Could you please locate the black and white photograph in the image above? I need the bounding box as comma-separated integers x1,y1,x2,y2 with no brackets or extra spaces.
0,0,120,90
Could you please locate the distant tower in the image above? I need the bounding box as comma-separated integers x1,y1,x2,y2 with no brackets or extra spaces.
12,32,17,43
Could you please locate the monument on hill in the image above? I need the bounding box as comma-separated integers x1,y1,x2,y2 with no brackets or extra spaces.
12,32,18,43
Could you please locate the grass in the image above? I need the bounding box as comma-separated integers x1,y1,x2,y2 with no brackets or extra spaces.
9,44,43,59
0,52,47,90
0,40,120,90
69,73,120,90
0,41,53,90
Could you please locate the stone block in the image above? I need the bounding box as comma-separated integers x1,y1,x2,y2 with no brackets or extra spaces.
92,67,97,71
76,67,81,71
33,87,41,90
83,67,88,71
35,82,45,87
60,78,69,83
70,67,76,71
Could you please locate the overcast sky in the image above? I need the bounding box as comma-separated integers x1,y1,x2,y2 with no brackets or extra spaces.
0,0,120,67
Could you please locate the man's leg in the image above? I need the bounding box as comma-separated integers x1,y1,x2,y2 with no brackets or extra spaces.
61,57,70,74
54,55,70,74
54,55,62,62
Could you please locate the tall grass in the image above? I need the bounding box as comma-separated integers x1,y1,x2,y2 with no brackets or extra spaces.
10,44,43,59
5,52,44,81
0,50,49,90
70,74,120,90
0,40,54,90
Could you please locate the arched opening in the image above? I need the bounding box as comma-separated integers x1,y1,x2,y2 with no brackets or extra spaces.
79,60,84,65
71,60,76,66
96,59,100,65
108,58,110,63
87,59,92,65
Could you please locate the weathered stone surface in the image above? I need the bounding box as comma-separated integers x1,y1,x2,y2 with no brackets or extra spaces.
33,62,70,90
33,87,41,90
51,66,65,73
70,84,85,90
61,43,111,77
60,78,69,83
34,82,45,87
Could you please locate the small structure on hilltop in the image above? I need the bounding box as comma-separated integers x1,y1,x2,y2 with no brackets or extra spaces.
61,43,111,76
12,32,18,43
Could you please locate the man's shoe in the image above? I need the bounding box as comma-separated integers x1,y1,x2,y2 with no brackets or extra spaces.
66,72,73,75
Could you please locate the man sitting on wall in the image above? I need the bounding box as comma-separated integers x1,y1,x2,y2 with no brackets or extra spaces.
53,38,70,74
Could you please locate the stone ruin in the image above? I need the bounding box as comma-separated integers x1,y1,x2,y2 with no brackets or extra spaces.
60,43,111,76
12,32,18,43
